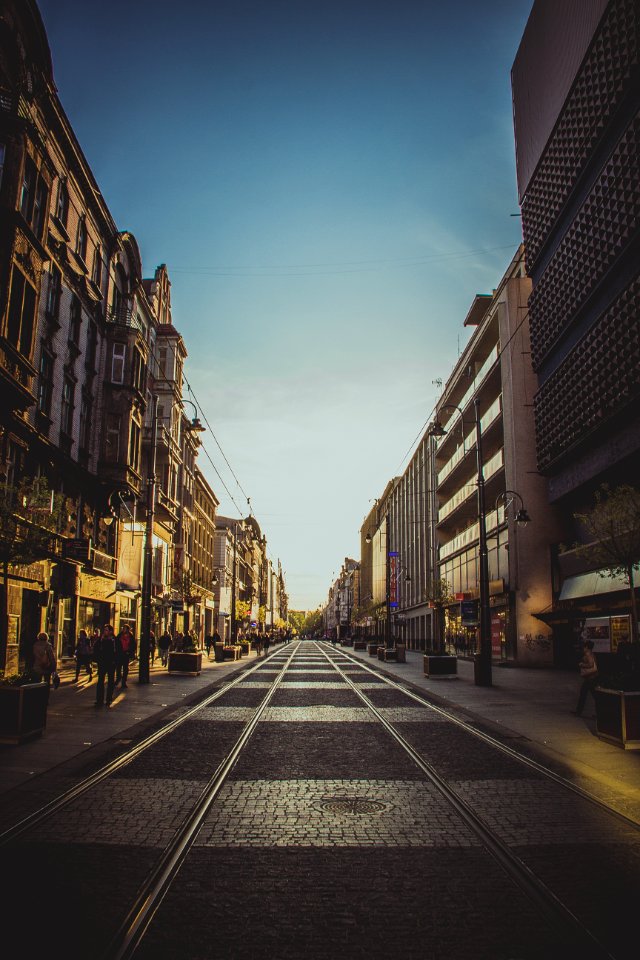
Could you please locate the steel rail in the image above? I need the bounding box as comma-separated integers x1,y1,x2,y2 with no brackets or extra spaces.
0,645,288,847
102,641,300,960
316,642,617,960
321,642,640,832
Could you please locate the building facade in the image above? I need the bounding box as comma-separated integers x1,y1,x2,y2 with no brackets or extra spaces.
512,0,640,661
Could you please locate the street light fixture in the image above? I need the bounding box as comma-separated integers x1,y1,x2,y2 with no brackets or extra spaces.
494,490,531,587
429,398,492,686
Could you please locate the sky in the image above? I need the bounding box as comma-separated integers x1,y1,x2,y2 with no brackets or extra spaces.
37,0,533,611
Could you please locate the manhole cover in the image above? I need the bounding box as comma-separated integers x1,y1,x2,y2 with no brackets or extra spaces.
318,797,388,815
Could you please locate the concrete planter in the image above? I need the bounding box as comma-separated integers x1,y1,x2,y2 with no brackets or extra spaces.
367,643,381,657
0,682,49,744
595,687,640,750
167,652,202,676
353,639,367,650
424,655,458,679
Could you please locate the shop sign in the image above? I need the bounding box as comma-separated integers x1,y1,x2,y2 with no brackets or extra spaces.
611,615,631,652
491,613,502,656
581,617,610,653
461,599,478,625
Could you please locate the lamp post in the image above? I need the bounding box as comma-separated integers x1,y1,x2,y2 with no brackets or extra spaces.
494,490,531,586
139,394,159,685
429,398,492,686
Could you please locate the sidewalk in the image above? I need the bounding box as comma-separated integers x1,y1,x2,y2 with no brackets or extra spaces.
1,643,639,824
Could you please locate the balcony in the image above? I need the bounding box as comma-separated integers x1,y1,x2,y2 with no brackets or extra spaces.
438,449,504,525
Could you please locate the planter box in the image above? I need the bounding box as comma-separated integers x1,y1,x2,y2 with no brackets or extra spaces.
367,643,381,657
353,640,367,650
168,652,202,676
222,645,242,661
424,655,458,679
0,682,49,744
213,643,225,662
383,644,406,663
239,645,250,657
595,687,640,750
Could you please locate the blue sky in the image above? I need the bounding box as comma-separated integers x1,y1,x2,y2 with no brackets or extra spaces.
37,0,533,610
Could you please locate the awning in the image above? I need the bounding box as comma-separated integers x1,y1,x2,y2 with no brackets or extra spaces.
558,567,638,601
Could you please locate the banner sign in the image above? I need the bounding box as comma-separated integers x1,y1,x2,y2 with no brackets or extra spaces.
389,552,399,608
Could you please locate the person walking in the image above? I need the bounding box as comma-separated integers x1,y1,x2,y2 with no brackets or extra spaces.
115,624,136,688
158,628,171,667
573,639,599,717
263,633,271,656
31,631,56,697
94,624,117,707
74,629,93,682
149,629,156,665
204,634,213,659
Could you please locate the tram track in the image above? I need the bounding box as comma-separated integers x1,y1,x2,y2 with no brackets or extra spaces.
2,640,637,960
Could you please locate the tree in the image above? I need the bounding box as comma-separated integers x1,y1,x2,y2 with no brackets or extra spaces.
424,577,454,652
573,484,640,644
0,477,65,665
302,609,323,635
288,610,306,633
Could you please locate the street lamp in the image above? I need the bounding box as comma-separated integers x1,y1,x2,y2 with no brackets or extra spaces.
139,394,159,685
494,490,531,585
429,398,492,686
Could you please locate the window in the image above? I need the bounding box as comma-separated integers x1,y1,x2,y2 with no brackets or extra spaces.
19,158,48,238
32,177,48,240
105,413,121,461
128,420,141,471
60,376,74,436
131,346,145,393
69,294,82,344
92,245,102,288
79,393,92,451
111,343,125,383
19,158,35,221
56,180,69,227
6,268,36,356
76,217,87,263
37,350,54,416
46,266,61,320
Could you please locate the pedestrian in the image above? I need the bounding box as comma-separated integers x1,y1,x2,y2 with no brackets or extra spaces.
573,639,599,717
263,633,271,656
31,631,56,695
158,628,171,666
204,634,213,658
255,634,263,656
149,629,156,665
115,624,136,688
94,624,117,707
74,628,93,682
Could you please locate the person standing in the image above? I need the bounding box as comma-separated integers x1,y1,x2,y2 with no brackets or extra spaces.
573,639,599,717
74,629,93,682
94,624,117,707
115,624,136,688
263,633,271,656
31,632,56,696
149,629,156,665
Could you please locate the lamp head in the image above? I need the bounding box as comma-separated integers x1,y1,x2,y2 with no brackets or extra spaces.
428,419,447,438
515,508,531,526
365,532,372,544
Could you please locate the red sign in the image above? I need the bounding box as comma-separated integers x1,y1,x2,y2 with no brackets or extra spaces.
491,614,502,656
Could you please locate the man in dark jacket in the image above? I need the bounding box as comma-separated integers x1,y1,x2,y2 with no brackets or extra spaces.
94,624,117,706
115,624,136,688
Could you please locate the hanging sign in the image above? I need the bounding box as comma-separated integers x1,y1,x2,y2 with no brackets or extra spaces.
389,552,399,608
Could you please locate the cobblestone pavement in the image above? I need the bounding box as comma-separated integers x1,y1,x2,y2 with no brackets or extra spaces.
3,642,639,960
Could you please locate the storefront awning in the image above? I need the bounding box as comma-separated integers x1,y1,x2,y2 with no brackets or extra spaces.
558,567,637,601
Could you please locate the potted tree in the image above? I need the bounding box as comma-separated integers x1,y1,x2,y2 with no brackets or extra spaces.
423,578,458,678
571,485,640,749
0,672,49,744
